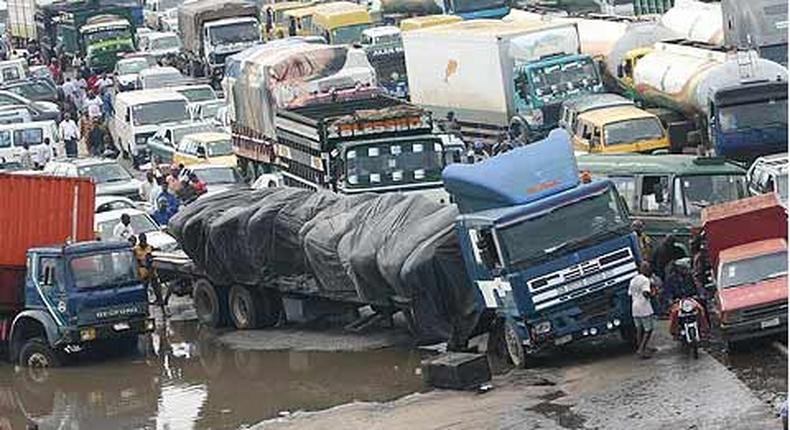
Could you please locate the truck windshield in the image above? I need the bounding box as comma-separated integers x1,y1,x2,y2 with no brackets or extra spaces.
718,99,788,133
345,141,443,189
604,117,664,145
497,187,629,268
719,251,787,289
206,139,233,157
208,21,260,45
70,250,138,289
150,36,180,50
83,27,132,44
528,59,599,103
133,100,189,126
79,163,132,184
676,175,747,216
330,24,369,45
193,167,241,184
453,0,507,13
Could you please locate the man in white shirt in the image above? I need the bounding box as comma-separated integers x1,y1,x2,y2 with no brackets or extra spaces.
629,261,656,358
34,137,53,169
61,77,76,101
86,92,102,120
58,113,80,157
112,213,134,241
96,73,113,92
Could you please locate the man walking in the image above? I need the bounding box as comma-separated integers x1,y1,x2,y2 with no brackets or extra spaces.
112,213,134,241
58,113,80,158
35,137,54,169
629,261,656,358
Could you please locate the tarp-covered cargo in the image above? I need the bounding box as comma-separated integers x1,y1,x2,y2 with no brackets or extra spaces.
178,0,259,54
231,42,376,137
168,188,483,344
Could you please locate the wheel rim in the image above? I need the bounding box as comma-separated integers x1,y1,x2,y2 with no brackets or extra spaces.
27,352,50,368
232,293,250,327
504,322,525,367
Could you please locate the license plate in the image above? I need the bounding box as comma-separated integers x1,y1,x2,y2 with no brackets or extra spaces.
554,334,572,346
760,317,780,329
113,322,130,331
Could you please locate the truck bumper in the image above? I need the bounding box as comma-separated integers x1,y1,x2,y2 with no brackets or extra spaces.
60,317,155,345
720,314,787,343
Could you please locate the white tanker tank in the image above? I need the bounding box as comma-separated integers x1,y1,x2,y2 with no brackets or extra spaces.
660,0,724,45
629,40,787,160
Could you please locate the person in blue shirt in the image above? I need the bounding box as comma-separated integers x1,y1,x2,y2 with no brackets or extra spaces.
151,197,173,226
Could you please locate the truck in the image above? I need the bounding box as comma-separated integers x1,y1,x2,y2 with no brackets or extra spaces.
0,174,154,368
311,1,373,45
443,129,641,367
622,40,788,161
177,0,262,79
35,0,143,71
721,0,788,66
702,193,788,346
7,0,35,44
403,19,603,143
660,0,724,45
378,0,510,21
359,26,408,98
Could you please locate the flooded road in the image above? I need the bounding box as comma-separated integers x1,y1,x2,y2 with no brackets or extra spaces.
0,321,427,430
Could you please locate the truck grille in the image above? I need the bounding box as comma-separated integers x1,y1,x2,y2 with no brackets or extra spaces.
741,301,788,320
528,247,637,312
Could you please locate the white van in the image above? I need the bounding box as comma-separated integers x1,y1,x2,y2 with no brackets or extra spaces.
0,120,58,162
137,66,186,90
0,59,28,84
109,89,191,161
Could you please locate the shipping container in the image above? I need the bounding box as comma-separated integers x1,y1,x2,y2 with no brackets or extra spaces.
702,193,788,269
0,174,95,310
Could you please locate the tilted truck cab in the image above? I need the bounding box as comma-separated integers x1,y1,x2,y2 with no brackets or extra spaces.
443,130,640,366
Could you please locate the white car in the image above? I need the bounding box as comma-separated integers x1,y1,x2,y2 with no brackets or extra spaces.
137,66,186,90
114,57,155,91
182,164,245,197
95,208,179,251
140,31,182,60
747,153,788,207
95,195,151,213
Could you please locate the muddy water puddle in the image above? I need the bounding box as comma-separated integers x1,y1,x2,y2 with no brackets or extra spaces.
0,321,427,430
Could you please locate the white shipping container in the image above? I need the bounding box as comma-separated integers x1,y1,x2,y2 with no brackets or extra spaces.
7,0,36,40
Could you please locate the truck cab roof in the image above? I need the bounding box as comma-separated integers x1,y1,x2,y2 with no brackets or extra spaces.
718,238,787,265
30,240,131,256
577,154,745,177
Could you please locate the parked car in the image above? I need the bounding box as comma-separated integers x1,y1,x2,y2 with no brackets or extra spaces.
95,195,150,213
28,65,57,88
0,120,58,163
171,84,223,121
147,121,218,164
0,90,60,121
94,208,179,251
44,158,143,200
0,59,27,84
2,78,60,104
182,163,245,196
747,153,787,207
137,66,186,90
173,132,236,167
578,154,748,248
114,57,155,91
0,105,33,124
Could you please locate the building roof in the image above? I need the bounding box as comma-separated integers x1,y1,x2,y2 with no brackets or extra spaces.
718,238,787,265
577,154,746,176
578,105,657,125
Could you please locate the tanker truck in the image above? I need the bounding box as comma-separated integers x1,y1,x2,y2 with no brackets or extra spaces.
403,19,603,143
660,0,724,45
623,40,788,161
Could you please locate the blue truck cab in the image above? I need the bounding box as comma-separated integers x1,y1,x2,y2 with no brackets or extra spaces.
444,0,510,19
443,130,640,367
8,241,154,367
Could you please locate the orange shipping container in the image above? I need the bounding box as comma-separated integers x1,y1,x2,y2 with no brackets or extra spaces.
0,174,96,268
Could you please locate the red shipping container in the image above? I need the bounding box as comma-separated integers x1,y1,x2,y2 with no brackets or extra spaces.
702,193,788,269
0,174,95,311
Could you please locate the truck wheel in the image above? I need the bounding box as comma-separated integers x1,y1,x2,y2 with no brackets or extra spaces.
229,285,263,329
503,319,527,369
193,279,229,328
18,338,61,368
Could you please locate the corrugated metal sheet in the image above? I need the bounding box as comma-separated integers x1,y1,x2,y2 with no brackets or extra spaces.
0,174,96,267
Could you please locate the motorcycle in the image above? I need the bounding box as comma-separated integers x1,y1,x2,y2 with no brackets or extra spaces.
674,297,704,359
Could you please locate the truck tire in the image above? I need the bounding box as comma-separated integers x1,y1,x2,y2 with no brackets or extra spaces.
193,279,229,328
229,285,264,329
503,319,528,369
18,338,61,368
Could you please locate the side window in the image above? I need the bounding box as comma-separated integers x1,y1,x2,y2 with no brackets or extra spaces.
608,176,636,212
38,257,63,292
639,175,671,214
14,128,44,146
0,130,10,148
592,127,602,146
2,67,19,81
0,94,16,106
581,123,592,141
165,130,173,145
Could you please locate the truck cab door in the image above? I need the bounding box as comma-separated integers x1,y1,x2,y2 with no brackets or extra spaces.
32,256,69,326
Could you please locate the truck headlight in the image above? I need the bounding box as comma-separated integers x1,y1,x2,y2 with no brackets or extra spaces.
80,327,97,341
532,321,551,335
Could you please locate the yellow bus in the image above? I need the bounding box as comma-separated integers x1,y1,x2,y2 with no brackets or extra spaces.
261,1,316,39
312,1,372,44
571,105,670,154
399,14,463,32
283,5,318,37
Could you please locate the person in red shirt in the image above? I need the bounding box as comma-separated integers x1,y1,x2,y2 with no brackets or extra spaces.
189,172,207,195
48,59,62,85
